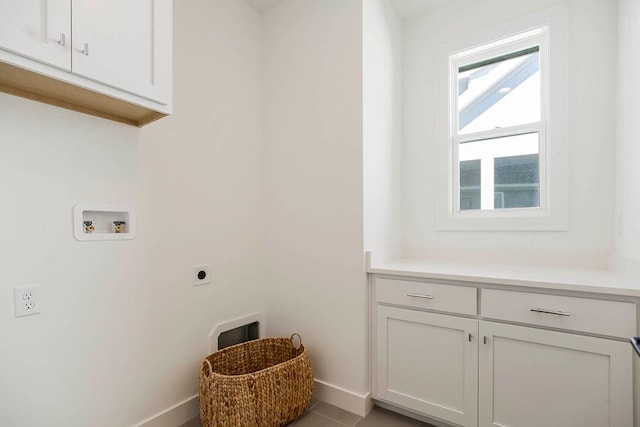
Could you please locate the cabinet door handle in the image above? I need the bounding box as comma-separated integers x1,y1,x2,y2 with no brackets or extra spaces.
530,308,571,317
406,293,433,300
468,333,472,342
58,33,66,47
483,336,488,345
81,43,89,56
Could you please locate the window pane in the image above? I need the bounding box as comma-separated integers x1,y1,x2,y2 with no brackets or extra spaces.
458,132,539,211
458,47,540,134
494,153,539,209
460,159,481,211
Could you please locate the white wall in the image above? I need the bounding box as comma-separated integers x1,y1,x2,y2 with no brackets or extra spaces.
614,0,640,267
261,0,367,396
403,0,617,268
0,0,264,425
4,0,628,424
363,0,403,253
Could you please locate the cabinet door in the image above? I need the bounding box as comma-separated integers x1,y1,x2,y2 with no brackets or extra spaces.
0,0,70,70
376,306,478,427
71,0,171,104
478,321,633,427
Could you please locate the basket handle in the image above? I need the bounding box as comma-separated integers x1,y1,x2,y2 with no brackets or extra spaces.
201,358,213,377
290,333,303,349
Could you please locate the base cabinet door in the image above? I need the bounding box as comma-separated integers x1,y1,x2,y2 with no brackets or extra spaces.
478,321,633,427
376,306,478,427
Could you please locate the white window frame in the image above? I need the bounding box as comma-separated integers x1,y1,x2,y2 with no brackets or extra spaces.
436,4,569,231
452,30,547,215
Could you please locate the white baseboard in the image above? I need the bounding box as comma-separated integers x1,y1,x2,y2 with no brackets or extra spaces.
134,394,199,427
134,379,372,426
313,379,373,417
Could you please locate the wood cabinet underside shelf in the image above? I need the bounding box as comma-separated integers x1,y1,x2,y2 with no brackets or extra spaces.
0,0,172,127
0,61,166,127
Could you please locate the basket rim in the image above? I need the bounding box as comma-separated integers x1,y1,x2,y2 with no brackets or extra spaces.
213,336,298,354
201,338,309,379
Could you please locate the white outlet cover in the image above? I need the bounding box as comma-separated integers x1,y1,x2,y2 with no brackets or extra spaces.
14,285,41,318
193,264,211,286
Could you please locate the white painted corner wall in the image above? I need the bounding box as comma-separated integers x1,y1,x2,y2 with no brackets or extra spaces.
4,0,638,425
363,0,404,254
0,0,265,425
2,0,375,424
614,0,640,269
261,0,368,397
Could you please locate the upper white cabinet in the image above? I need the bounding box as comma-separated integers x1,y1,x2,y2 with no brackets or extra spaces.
71,0,171,104
0,0,172,126
0,0,70,70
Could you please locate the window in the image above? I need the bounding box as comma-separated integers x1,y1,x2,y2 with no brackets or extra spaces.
452,30,545,213
435,5,569,230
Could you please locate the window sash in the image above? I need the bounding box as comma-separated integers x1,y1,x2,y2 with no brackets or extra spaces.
454,122,541,145
457,131,540,211
458,46,540,73
449,29,548,216
451,28,546,74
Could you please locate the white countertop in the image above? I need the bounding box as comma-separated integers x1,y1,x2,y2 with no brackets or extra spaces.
367,256,640,298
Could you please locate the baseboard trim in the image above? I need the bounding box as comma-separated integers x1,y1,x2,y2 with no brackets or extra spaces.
134,379,372,426
134,394,199,427
313,379,373,417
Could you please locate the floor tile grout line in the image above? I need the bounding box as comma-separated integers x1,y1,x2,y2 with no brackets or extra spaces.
308,408,360,427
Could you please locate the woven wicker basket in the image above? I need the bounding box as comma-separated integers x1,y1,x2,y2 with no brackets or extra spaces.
199,333,314,427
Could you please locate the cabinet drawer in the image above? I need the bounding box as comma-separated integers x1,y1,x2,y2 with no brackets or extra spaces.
376,278,477,316
481,289,636,338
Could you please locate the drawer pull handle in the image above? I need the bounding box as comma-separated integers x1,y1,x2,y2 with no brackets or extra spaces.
407,293,433,300
530,308,571,317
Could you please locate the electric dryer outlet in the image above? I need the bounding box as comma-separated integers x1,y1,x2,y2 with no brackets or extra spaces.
193,264,211,286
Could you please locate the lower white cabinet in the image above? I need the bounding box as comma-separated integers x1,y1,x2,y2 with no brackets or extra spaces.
373,277,635,427
376,306,478,427
478,321,633,427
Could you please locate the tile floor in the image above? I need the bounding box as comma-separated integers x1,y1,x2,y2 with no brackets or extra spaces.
181,400,436,427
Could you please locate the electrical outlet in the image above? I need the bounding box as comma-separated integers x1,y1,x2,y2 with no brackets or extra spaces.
193,264,211,286
14,285,41,318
